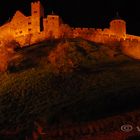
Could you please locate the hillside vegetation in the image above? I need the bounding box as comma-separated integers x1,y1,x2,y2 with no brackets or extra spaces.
0,38,140,138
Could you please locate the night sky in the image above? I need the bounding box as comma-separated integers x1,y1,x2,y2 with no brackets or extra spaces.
0,0,140,35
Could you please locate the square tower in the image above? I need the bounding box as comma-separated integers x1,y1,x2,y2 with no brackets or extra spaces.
44,14,61,38
31,1,44,33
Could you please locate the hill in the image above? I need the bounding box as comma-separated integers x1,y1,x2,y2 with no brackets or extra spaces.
0,38,140,139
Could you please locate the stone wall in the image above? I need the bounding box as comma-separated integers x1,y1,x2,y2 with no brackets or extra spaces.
1,0,140,57
0,22,11,37
121,38,140,59
43,15,61,38
10,11,30,37
109,19,126,38
15,31,46,47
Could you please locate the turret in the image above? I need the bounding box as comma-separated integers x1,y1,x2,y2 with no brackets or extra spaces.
110,13,126,38
43,12,61,38
31,0,44,33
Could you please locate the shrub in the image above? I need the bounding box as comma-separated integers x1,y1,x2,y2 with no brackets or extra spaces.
0,40,20,72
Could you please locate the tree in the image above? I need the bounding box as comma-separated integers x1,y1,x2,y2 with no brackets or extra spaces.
48,41,84,73
0,40,19,72
60,24,73,38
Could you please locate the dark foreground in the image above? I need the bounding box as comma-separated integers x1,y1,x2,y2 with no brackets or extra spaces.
0,39,140,139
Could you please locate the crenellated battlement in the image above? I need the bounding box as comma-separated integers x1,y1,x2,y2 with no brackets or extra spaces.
31,1,40,5
0,0,140,60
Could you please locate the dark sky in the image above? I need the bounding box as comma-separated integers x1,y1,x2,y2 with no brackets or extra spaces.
0,0,140,35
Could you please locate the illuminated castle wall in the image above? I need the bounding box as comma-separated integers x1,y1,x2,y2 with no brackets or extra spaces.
0,0,134,43
0,0,140,59
0,1,62,46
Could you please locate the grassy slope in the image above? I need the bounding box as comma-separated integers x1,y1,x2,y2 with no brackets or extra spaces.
0,38,140,132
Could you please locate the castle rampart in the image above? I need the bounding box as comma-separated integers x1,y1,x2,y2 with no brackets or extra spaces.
0,0,129,46
0,0,140,59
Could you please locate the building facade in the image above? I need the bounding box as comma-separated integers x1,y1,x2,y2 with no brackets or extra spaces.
0,0,140,47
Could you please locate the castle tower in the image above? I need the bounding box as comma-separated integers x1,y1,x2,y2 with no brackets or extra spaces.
43,12,61,38
109,13,126,38
31,0,44,33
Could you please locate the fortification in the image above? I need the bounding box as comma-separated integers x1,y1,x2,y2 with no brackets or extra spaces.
110,19,126,38
0,0,140,55
43,14,61,38
31,1,44,33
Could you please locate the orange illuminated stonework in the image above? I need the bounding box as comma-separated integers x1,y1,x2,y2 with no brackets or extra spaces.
0,0,140,58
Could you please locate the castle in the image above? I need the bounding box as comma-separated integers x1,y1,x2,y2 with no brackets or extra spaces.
0,0,140,59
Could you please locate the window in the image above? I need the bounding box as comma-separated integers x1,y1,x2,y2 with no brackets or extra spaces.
20,31,22,34
28,22,31,25
34,11,37,13
28,29,32,31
